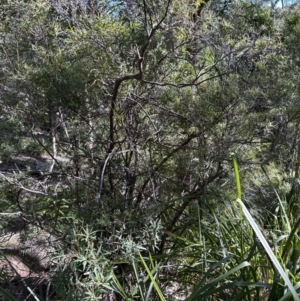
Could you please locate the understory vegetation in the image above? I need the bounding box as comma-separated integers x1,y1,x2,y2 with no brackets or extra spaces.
1,0,300,300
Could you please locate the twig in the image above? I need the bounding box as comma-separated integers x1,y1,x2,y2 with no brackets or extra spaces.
0,212,22,216
0,173,48,196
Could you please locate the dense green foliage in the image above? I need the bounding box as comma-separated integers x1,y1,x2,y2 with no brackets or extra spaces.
1,0,300,300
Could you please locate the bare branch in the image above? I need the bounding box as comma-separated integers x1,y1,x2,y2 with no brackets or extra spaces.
0,173,48,196
0,212,22,216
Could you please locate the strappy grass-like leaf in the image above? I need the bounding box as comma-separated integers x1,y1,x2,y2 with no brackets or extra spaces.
0,286,18,301
186,257,251,301
138,252,166,301
233,156,300,301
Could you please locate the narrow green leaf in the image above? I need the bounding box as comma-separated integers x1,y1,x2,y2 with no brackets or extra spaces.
261,166,290,232
278,282,300,301
132,260,145,301
282,217,300,260
0,286,18,301
237,199,300,301
138,252,166,301
186,258,249,300
112,271,130,300
232,155,242,199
